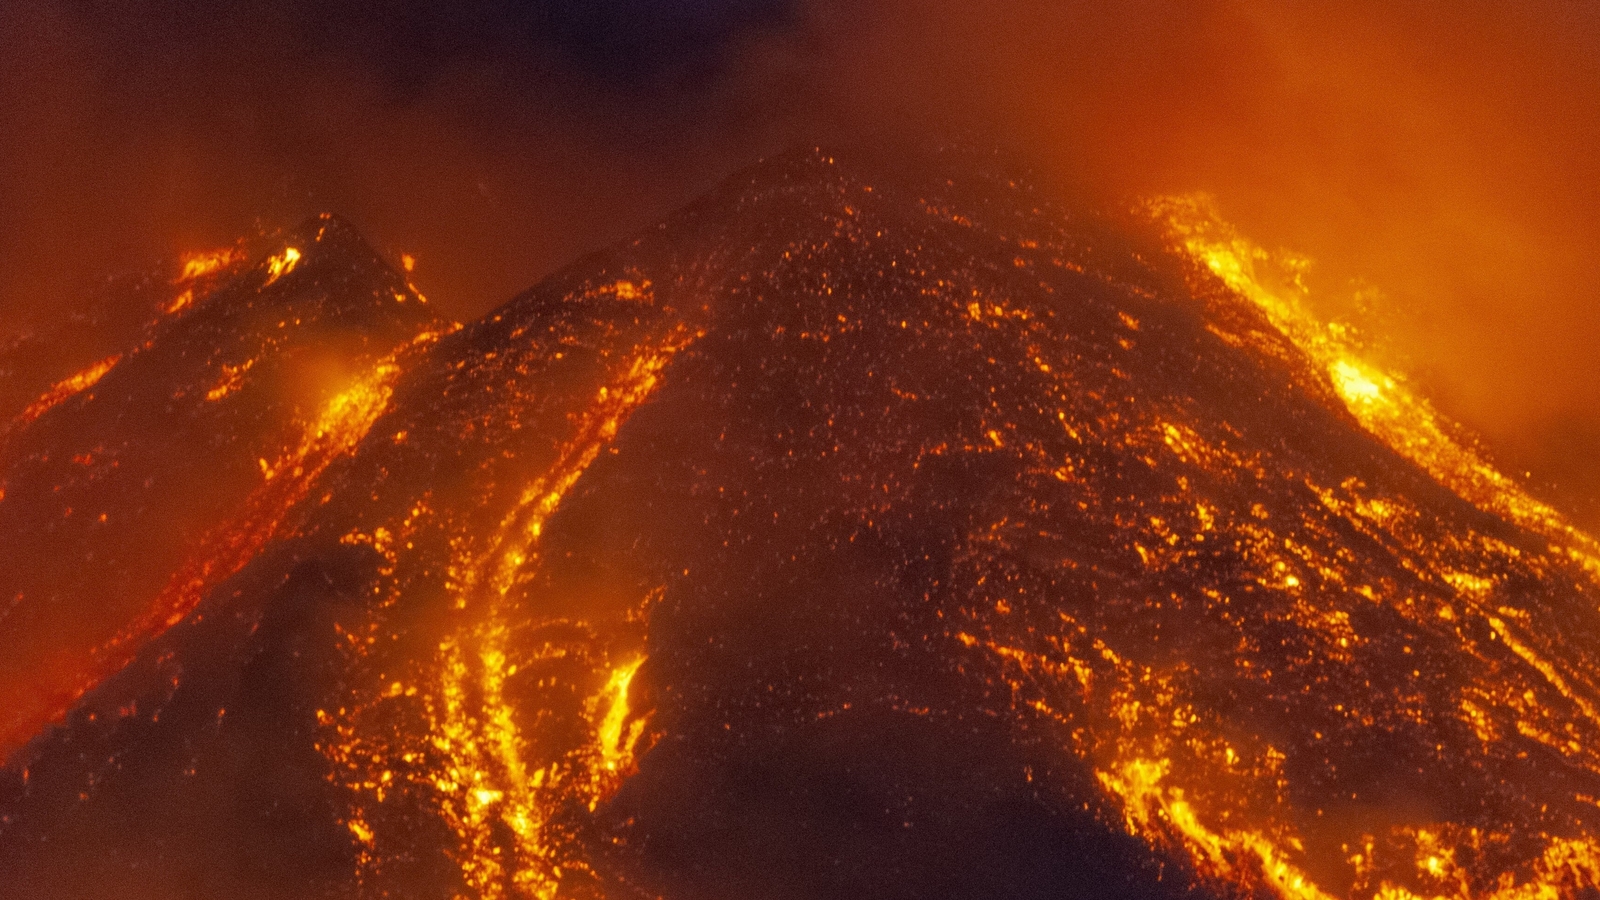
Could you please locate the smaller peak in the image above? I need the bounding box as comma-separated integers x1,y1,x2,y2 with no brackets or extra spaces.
238,214,398,293
176,214,436,329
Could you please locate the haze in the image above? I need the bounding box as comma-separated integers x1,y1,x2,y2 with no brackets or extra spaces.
2,0,1597,524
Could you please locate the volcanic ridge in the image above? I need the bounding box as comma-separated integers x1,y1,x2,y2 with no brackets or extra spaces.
1,147,1598,900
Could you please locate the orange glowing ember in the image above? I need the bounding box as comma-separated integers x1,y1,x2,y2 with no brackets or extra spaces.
15,355,120,427
177,249,241,282
162,288,196,315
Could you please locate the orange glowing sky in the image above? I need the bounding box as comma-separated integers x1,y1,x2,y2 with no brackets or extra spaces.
2,0,1597,524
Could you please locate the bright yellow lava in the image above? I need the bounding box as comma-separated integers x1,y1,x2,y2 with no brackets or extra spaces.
977,195,1600,900
321,310,691,900
262,246,302,287
595,657,647,779
1151,195,1600,577
430,341,680,899
177,248,242,282
1329,359,1388,405
101,331,434,670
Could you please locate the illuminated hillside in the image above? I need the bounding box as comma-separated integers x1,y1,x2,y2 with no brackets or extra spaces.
1,148,1596,900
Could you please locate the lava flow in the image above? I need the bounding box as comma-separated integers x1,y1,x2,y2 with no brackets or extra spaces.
323,322,694,900
11,355,121,431
0,217,438,756
2,147,1598,900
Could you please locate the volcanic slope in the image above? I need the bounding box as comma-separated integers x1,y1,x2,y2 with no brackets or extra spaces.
0,248,242,430
0,216,441,756
3,148,1600,900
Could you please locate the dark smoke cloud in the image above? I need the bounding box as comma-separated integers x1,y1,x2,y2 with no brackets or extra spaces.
0,0,808,328
3,0,1599,524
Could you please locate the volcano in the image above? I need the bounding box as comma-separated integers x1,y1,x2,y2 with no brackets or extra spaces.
1,147,1598,900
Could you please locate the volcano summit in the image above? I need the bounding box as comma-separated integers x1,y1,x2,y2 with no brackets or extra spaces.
1,147,1598,900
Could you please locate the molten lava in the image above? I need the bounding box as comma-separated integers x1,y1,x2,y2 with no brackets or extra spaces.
178,248,245,283
13,354,121,428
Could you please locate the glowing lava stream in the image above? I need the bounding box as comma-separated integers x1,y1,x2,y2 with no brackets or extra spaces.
5,246,244,438
944,199,1600,900
59,331,442,738
963,616,1600,900
329,322,694,900
436,338,681,899
178,247,244,283
1151,195,1600,580
1155,198,1600,734
10,355,121,431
